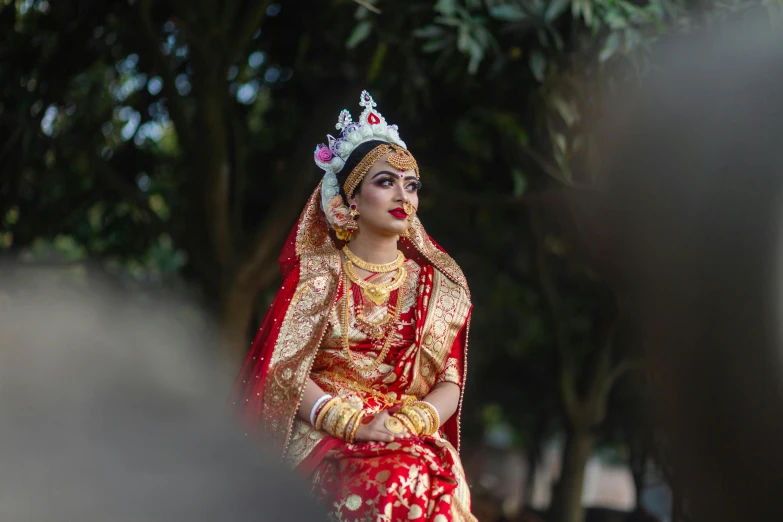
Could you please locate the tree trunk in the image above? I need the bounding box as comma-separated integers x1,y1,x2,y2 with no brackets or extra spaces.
551,430,595,522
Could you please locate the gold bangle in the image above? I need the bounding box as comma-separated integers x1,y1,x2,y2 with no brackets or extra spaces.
393,412,417,435
315,397,341,431
409,406,432,435
324,399,345,435
342,408,359,441
402,407,426,436
414,401,440,435
347,410,365,444
331,404,355,439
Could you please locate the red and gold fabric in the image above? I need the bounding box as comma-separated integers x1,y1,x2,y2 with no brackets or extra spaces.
231,182,475,521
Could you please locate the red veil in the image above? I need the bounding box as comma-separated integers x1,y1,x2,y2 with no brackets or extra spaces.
231,182,472,464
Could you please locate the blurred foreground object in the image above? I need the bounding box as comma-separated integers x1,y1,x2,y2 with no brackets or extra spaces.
595,13,783,522
0,264,324,522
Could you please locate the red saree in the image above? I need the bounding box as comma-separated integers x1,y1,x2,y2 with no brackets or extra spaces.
231,184,475,521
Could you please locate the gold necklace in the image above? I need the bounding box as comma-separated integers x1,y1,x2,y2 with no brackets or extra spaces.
354,288,401,341
343,260,406,305
342,246,404,273
342,272,407,374
318,371,402,409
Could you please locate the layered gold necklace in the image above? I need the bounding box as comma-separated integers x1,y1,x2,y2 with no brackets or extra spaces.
342,246,405,305
341,246,408,374
343,246,404,273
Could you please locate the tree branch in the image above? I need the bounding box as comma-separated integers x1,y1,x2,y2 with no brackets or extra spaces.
136,0,193,149
193,84,234,269
528,206,587,426
353,0,382,14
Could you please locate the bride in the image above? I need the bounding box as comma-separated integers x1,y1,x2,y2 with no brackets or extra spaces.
231,91,476,521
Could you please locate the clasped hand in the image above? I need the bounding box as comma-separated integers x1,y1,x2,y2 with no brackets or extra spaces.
353,408,412,443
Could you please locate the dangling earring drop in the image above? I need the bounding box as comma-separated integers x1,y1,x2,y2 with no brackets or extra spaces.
346,204,360,233
402,200,416,237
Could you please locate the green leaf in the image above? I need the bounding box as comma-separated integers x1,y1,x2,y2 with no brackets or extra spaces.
544,0,571,22
605,10,628,29
599,32,622,62
421,38,451,53
457,26,472,52
413,25,445,38
489,5,528,21
492,112,529,146
512,168,527,196
551,96,579,126
529,50,546,82
467,38,484,74
435,0,457,16
434,16,463,27
366,42,387,82
346,21,372,49
553,132,567,154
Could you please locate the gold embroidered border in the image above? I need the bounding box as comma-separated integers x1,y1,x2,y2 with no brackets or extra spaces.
407,270,471,398
262,184,341,456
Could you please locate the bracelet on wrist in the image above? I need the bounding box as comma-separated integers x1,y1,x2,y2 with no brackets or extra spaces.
315,397,341,431
310,394,333,426
414,401,440,435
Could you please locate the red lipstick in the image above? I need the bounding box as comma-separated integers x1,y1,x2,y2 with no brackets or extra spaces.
389,208,407,219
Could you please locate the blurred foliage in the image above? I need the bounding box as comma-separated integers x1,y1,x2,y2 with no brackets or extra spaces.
2,0,782,520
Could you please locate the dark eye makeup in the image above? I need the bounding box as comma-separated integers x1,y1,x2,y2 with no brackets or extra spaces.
375,176,420,191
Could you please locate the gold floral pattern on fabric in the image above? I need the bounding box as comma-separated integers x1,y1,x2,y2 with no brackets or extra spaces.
295,181,341,259
263,185,341,455
312,434,477,522
437,358,462,386
284,418,329,469
407,270,471,399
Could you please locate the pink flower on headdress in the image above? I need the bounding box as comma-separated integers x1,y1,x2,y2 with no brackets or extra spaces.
315,145,333,163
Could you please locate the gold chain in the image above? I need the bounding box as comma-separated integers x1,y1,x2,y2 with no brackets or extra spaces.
343,259,406,306
342,271,407,374
319,371,403,408
343,246,404,273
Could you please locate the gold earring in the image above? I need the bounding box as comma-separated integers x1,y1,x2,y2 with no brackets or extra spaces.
402,202,416,237
346,204,359,232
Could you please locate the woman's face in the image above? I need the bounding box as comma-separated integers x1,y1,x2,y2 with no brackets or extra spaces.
349,152,419,238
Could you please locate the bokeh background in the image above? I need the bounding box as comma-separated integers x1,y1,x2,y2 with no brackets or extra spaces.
3,1,783,521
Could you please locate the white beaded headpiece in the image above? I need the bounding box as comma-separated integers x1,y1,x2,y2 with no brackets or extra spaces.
314,91,408,232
